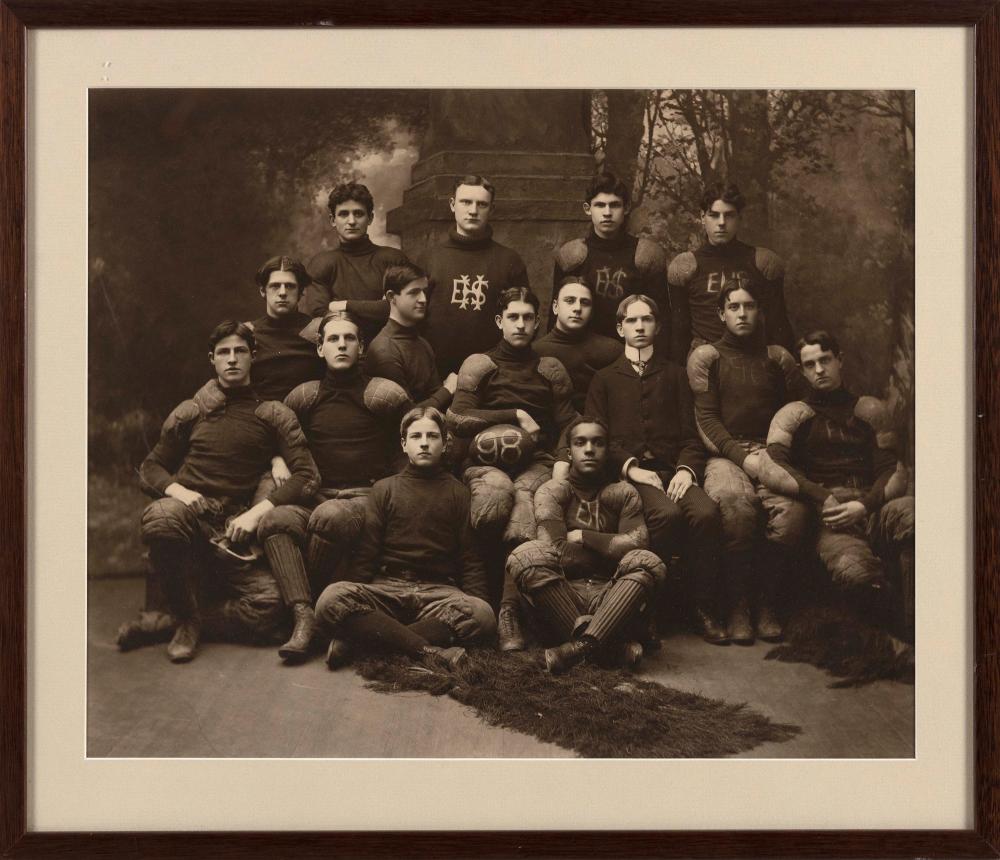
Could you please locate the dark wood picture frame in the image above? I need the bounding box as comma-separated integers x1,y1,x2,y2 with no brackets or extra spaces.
2,1,997,857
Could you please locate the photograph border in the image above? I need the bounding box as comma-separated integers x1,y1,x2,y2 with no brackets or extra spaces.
3,1,998,857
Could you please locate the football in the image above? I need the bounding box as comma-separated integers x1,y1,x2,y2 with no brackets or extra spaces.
469,423,535,470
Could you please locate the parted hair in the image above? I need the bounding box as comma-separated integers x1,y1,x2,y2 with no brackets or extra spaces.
382,262,427,297
615,293,661,324
585,171,631,208
554,274,593,301
255,255,309,290
700,181,746,214
399,406,447,440
452,174,496,202
497,287,540,315
796,329,842,359
208,320,256,354
317,310,362,342
717,280,763,310
327,182,375,218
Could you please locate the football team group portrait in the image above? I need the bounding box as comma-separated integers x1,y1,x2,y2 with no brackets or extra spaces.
88,89,916,759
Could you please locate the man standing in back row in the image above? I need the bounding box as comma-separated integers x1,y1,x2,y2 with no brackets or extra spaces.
421,175,530,378
668,182,794,364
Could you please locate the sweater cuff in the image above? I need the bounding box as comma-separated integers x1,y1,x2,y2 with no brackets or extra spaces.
621,457,639,480
580,530,613,556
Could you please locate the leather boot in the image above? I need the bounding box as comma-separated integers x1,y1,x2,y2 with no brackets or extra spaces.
325,637,352,670
756,603,783,642
166,619,201,663
728,596,754,646
695,606,730,645
278,602,316,663
420,645,468,672
116,610,176,651
544,638,594,674
497,603,527,652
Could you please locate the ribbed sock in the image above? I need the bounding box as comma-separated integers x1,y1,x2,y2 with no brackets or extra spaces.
264,534,311,605
586,579,647,643
532,580,581,642
306,534,341,595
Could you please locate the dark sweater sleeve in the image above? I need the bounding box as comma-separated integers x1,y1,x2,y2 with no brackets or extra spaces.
687,346,747,468
455,486,489,601
342,298,391,328
303,252,335,318
447,354,519,437
256,402,321,506
759,402,829,506
351,488,385,583
667,252,695,365
755,248,795,353
855,396,906,513
580,482,649,560
674,368,707,481
139,400,199,498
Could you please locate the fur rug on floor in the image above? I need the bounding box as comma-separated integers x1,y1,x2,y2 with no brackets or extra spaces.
354,648,799,758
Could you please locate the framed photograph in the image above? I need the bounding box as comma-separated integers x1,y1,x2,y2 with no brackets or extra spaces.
3,1,998,857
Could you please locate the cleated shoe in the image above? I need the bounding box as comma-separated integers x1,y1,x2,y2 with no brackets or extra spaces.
696,607,730,646
278,603,316,663
756,604,783,642
166,620,201,663
497,604,527,652
544,638,593,674
728,598,754,646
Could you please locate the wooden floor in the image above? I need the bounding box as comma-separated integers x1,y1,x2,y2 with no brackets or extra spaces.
88,578,914,759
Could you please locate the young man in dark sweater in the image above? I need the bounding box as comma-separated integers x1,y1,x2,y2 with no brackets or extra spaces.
256,311,410,662
246,255,325,403
532,275,622,413
505,416,665,673
302,182,409,344
447,287,578,548
421,175,530,378
668,182,795,364
314,407,496,670
364,262,458,412
132,321,320,663
687,283,808,644
551,172,668,349
760,330,914,637
586,294,727,644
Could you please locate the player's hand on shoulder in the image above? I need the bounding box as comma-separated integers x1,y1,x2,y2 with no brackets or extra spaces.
443,372,458,394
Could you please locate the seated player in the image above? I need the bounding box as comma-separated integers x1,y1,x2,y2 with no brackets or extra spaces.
505,416,666,674
760,330,914,637
447,287,578,547
302,181,409,343
421,174,530,378
586,295,727,644
246,255,324,403
364,262,458,411
668,181,794,363
315,407,496,670
130,320,319,663
533,275,623,413
551,171,669,349
687,283,809,644
256,311,410,663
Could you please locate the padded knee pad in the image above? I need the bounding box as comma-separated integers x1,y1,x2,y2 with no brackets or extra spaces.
878,496,915,545
257,505,308,543
140,498,198,544
464,466,515,531
308,498,366,544
505,540,561,592
314,580,371,630
616,548,664,592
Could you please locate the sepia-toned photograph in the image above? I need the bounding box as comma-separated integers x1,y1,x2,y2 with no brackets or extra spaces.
87,87,915,759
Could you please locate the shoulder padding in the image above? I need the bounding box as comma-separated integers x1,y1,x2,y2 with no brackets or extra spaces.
254,400,309,448
767,401,816,447
456,353,498,390
855,395,897,448
537,356,574,400
555,238,588,272
754,247,785,280
767,345,798,376
686,344,720,394
667,251,698,287
191,380,226,417
161,398,201,436
599,480,640,510
364,377,410,415
284,380,321,415
634,238,666,274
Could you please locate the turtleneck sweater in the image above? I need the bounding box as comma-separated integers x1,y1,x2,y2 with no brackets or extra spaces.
765,386,901,512
303,235,409,341
364,318,451,411
552,228,669,347
292,366,399,489
249,311,325,403
420,226,529,377
140,381,317,507
668,237,794,363
352,463,488,599
688,328,797,467
532,324,623,412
